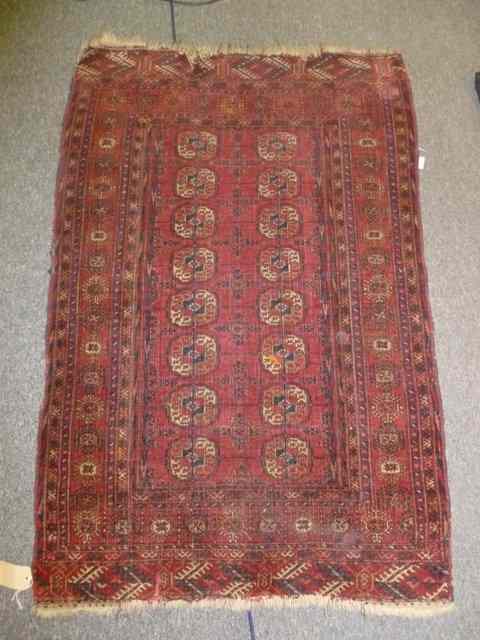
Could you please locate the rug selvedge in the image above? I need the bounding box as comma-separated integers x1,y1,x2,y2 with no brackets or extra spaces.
32,38,453,616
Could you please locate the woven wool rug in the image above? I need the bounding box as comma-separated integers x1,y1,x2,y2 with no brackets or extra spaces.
32,36,453,616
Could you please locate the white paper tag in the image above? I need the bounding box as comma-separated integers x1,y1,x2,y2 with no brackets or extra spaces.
418,148,426,170
0,561,32,592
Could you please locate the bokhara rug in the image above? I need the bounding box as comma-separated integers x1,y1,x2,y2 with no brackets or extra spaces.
33,40,453,616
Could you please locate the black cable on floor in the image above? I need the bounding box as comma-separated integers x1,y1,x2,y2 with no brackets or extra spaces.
160,0,226,43
162,0,225,5
168,0,177,43
247,610,257,640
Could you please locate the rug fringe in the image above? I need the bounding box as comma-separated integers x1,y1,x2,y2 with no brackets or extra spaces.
34,594,454,619
77,32,400,63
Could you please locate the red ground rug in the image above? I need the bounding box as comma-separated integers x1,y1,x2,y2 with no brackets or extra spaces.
33,40,453,615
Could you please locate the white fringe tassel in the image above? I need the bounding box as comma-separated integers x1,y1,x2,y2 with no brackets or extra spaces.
34,593,454,619
78,32,400,63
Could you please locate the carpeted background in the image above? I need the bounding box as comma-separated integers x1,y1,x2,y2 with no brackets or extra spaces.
1,0,479,637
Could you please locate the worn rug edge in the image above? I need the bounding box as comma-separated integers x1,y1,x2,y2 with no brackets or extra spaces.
78,32,401,62
34,596,454,618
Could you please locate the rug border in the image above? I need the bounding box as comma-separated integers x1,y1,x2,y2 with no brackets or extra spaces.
33,594,455,618
78,32,402,63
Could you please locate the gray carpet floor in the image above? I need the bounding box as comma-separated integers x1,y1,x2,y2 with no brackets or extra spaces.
1,0,480,638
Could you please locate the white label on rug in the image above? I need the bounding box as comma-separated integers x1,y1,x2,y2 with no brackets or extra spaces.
0,561,32,591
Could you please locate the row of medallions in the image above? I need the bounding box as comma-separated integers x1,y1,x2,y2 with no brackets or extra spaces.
165,130,220,483
174,130,297,162
166,434,312,482
170,201,301,239
255,130,313,483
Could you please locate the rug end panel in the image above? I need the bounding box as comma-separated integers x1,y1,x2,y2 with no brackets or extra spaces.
33,595,455,619
77,31,401,63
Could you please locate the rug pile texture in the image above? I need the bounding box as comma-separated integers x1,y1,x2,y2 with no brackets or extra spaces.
32,40,453,616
